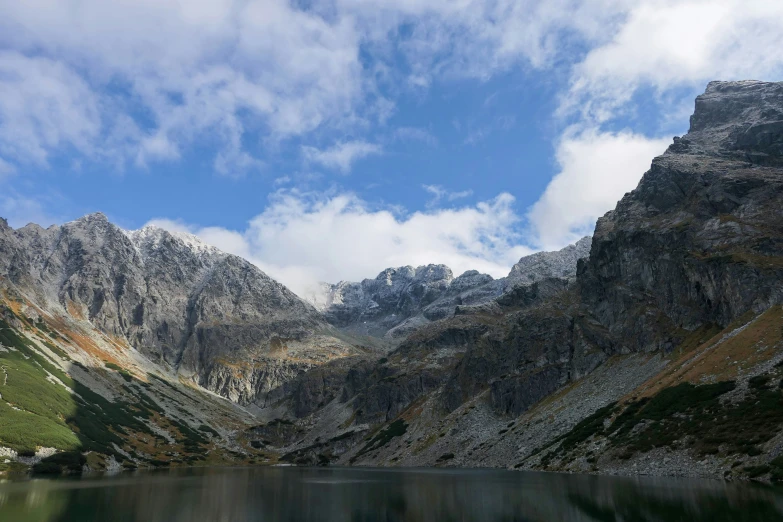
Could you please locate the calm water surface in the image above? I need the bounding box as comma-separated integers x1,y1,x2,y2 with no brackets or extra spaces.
1,466,782,521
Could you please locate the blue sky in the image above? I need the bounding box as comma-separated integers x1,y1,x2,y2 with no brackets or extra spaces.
12,68,558,232
1,1,782,296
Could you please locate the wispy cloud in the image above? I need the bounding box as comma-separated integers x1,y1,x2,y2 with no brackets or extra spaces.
462,115,517,145
0,191,63,228
0,0,619,176
560,1,783,125
423,184,474,207
302,141,382,173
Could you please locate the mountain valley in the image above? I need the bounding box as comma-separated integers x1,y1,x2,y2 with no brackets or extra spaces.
2,80,783,483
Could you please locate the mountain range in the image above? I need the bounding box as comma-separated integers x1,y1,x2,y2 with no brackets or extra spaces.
2,80,783,482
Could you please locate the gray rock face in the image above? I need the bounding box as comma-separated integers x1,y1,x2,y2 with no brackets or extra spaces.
269,81,783,473
687,80,783,165
312,239,591,339
443,80,783,417
581,80,783,353
315,264,454,337
0,216,359,404
507,236,592,285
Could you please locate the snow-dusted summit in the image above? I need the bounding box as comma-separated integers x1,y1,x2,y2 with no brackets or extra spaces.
311,237,592,338
0,213,362,405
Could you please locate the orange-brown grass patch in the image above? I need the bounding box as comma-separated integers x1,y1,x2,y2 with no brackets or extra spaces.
269,336,289,355
1,295,26,317
47,317,124,366
630,306,783,399
398,395,428,423
65,299,86,320
107,334,131,352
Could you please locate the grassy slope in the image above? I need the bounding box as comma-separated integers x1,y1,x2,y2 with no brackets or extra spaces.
533,306,783,480
0,299,268,475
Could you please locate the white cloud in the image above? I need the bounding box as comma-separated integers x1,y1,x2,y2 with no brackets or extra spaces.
0,0,621,174
529,0,783,250
0,0,364,173
528,129,671,249
0,193,61,229
1,0,780,177
423,185,473,207
0,52,102,168
302,141,382,173
148,190,532,297
563,0,783,123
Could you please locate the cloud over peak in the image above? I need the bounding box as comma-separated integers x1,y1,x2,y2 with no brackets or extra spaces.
2,0,783,280
148,189,532,297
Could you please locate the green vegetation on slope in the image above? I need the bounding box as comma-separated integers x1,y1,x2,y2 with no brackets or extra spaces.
352,419,408,462
0,319,81,452
539,375,783,472
1,315,215,472
105,362,133,382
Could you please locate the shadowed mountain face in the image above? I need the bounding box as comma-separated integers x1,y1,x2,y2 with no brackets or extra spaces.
0,217,362,405
581,80,783,352
263,81,783,481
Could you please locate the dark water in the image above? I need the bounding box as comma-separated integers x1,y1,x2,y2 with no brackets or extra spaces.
1,466,782,522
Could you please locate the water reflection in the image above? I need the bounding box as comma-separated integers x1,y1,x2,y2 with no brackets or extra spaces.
1,467,782,522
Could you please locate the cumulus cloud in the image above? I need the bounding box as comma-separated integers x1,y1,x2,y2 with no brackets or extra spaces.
0,0,364,174
302,141,382,173
528,129,670,249
0,52,102,168
562,0,783,123
147,190,532,298
529,0,783,249
0,0,623,174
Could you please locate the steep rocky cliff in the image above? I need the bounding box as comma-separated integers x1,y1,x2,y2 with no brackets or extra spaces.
3,80,783,483
262,81,783,482
0,216,364,405
581,80,783,352
311,237,591,339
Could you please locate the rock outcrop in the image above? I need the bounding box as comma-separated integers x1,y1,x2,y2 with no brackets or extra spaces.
312,238,591,339
581,80,783,353
0,216,363,404
265,81,783,481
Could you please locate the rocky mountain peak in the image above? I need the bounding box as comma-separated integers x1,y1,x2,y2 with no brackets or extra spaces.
373,264,454,285
314,238,591,338
413,264,453,283
127,225,224,261
507,236,591,286
74,211,110,223
673,80,783,165
587,79,783,352
0,212,364,405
